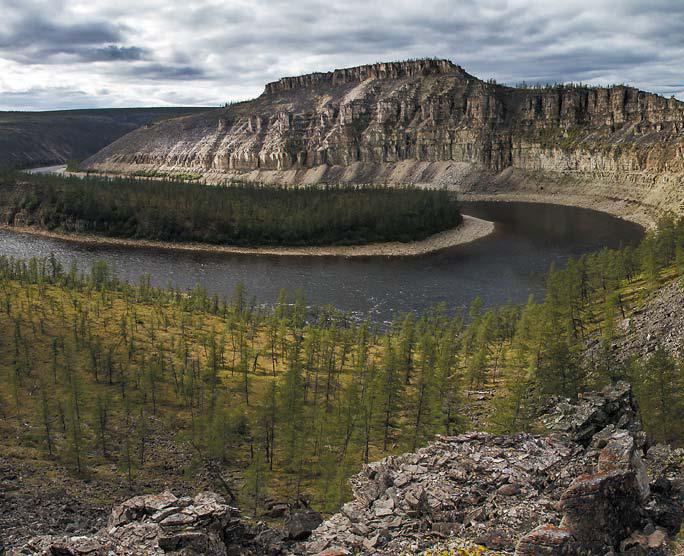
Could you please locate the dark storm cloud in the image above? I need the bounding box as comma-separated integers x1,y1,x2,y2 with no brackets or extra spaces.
88,46,147,62
0,16,132,63
0,18,122,49
121,63,208,80
0,0,683,109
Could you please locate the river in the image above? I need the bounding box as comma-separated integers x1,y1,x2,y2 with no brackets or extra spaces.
0,201,644,321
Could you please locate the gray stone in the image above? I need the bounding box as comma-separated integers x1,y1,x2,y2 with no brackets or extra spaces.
284,510,323,540
304,383,684,556
9,490,278,556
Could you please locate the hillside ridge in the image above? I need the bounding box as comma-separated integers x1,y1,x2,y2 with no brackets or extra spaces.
83,59,684,224
0,107,209,169
10,382,684,555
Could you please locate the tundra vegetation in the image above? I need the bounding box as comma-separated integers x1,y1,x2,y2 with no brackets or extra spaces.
0,171,462,246
0,212,683,515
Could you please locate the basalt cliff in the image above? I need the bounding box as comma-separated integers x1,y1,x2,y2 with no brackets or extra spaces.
10,383,684,555
84,59,684,225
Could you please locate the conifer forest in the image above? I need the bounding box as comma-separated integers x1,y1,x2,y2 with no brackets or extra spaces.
1,214,683,514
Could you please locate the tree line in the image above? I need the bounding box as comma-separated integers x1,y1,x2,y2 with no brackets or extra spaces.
0,171,462,247
0,254,470,512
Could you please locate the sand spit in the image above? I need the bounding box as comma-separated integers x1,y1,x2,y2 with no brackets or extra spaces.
0,215,494,258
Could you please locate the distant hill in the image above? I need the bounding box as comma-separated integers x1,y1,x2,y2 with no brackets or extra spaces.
0,107,210,169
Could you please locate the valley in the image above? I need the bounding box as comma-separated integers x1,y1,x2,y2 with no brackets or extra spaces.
1,56,683,555
0,200,643,319
0,210,683,553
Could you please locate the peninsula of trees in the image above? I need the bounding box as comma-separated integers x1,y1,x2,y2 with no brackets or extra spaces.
0,171,462,247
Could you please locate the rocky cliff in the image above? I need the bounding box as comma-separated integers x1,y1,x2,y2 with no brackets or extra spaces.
84,59,684,224
11,383,684,555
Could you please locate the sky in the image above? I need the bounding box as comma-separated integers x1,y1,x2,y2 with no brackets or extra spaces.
0,0,682,111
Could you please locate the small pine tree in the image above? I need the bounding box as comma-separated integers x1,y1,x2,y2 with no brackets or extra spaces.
244,445,270,517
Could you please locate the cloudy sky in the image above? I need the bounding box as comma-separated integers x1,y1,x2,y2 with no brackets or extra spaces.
0,0,682,110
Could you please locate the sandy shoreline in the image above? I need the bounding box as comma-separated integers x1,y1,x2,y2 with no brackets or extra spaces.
459,191,652,230
0,215,494,258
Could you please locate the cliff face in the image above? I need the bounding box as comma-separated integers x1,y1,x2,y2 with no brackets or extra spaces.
84,59,684,222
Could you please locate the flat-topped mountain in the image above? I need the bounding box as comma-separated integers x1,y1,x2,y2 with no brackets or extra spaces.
84,59,684,223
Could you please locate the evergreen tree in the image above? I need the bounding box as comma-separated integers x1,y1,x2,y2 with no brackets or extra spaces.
630,347,683,444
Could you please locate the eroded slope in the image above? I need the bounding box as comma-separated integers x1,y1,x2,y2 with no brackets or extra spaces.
84,60,684,223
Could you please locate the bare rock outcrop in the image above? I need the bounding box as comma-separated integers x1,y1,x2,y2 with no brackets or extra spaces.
9,490,282,556
9,383,683,555
541,380,644,446
302,383,683,555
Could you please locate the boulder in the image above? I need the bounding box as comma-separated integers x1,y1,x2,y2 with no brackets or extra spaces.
284,509,323,540
516,524,577,556
597,429,650,500
559,470,642,549
264,502,290,519
9,490,279,556
542,381,642,446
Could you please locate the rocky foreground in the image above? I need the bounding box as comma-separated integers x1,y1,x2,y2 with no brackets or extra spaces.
9,383,684,555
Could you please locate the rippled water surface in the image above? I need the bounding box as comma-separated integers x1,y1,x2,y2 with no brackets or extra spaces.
0,202,644,320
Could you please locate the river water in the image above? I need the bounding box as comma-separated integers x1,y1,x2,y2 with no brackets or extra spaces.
0,201,644,321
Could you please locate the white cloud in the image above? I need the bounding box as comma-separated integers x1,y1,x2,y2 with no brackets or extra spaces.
0,0,682,110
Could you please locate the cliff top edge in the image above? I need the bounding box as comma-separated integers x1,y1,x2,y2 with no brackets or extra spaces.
263,59,466,94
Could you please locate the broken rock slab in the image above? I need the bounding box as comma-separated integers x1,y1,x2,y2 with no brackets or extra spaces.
542,381,643,446
304,383,683,556
9,490,279,556
285,510,324,540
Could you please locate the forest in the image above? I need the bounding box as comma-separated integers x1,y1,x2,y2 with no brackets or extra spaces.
0,213,683,515
0,171,462,246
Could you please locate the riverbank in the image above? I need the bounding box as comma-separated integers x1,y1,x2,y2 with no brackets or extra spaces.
459,191,652,230
0,215,494,258
20,165,657,230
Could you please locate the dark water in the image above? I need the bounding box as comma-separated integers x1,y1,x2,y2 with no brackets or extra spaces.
0,202,644,321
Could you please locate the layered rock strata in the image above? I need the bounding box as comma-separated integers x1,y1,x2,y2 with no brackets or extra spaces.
84,59,684,223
